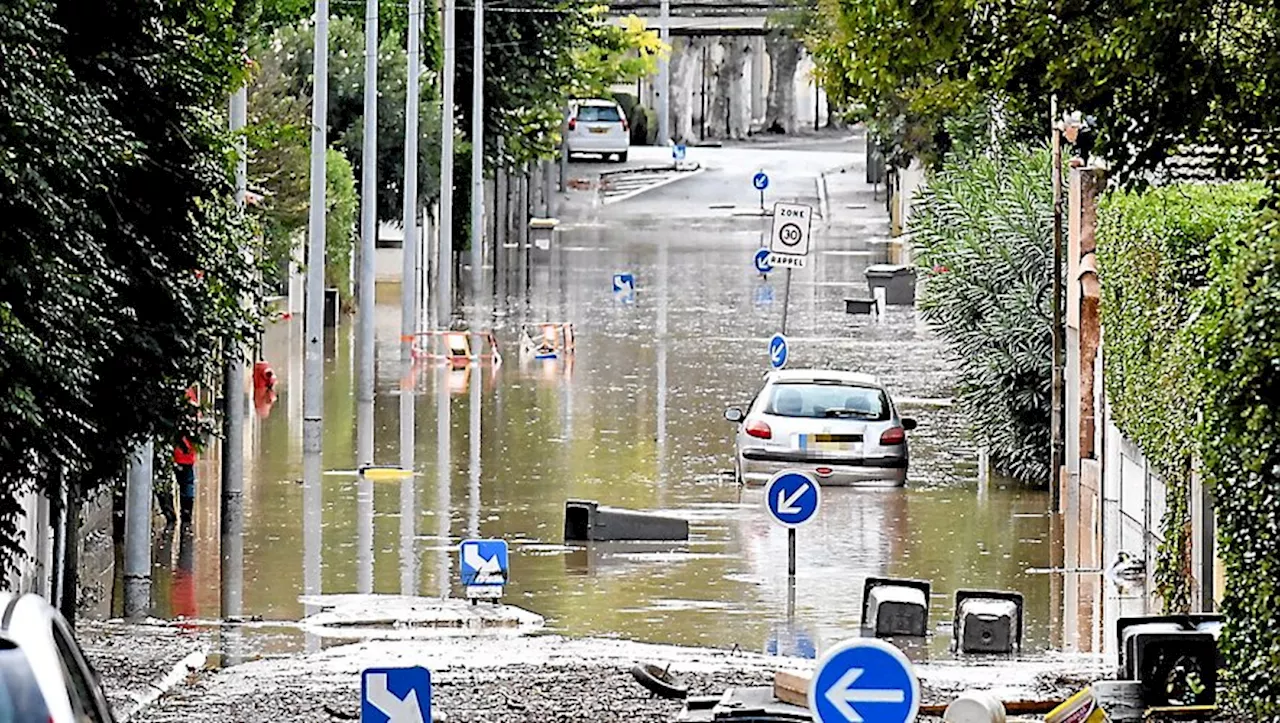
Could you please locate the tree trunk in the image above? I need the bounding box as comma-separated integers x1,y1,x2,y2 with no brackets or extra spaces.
764,33,801,134
708,40,732,139
725,39,750,139
670,37,696,144
59,486,79,626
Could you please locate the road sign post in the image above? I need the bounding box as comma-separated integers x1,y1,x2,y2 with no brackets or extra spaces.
753,171,769,211
764,470,820,578
768,333,789,370
808,639,920,723
459,539,509,602
362,667,431,723
754,247,773,276
766,202,813,337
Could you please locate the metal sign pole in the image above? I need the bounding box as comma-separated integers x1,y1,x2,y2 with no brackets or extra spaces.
788,527,797,577
780,267,792,335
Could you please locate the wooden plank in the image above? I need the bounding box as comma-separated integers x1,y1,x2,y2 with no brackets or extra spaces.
773,671,810,708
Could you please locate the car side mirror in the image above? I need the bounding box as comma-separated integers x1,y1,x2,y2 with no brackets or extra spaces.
724,407,744,423
901,417,917,431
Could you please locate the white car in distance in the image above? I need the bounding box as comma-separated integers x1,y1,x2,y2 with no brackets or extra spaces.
566,99,630,162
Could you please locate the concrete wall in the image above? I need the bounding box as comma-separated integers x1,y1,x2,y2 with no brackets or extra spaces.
5,490,53,596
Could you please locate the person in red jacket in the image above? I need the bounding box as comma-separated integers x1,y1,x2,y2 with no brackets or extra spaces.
157,386,201,525
173,436,197,523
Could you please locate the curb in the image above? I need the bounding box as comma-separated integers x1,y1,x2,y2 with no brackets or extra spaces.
118,645,210,722
598,162,701,180
601,165,706,206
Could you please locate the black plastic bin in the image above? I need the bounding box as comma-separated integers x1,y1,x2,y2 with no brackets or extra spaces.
864,264,917,306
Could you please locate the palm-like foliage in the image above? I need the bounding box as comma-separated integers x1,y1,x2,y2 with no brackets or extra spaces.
912,145,1055,484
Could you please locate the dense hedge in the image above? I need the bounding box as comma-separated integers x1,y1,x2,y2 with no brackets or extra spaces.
1097,183,1279,714
912,144,1054,483
1096,183,1266,609
1195,204,1280,716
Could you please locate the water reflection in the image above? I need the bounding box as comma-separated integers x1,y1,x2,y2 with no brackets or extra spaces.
140,184,1072,658
434,362,451,598
399,367,416,596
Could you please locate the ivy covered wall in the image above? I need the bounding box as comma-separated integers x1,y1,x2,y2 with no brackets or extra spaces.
1096,183,1280,715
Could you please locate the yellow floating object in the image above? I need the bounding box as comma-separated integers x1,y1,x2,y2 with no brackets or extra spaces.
1045,688,1106,723
358,465,413,481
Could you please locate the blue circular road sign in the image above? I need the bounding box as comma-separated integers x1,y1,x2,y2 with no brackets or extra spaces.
764,470,820,528
753,171,770,191
809,638,919,723
754,248,773,275
673,143,687,161
768,333,788,370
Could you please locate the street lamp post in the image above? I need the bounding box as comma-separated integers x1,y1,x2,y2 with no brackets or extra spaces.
1050,98,1083,513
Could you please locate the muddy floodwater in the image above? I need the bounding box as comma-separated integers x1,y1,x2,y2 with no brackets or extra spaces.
137,187,1062,662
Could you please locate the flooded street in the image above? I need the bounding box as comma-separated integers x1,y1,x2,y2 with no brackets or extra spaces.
142,139,1063,662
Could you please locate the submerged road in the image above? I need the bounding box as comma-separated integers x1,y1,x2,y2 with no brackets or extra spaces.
118,132,1083,723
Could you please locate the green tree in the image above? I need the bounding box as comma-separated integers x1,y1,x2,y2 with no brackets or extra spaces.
911,144,1056,483
254,16,443,223
809,0,1280,180
1,0,261,570
324,148,358,302
246,16,443,293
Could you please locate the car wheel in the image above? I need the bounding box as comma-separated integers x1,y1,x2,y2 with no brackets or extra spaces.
617,151,628,163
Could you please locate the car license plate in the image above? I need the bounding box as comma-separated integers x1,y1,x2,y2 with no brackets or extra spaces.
589,126,609,134
798,434,861,452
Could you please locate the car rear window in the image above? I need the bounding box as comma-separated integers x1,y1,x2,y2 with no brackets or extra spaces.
576,105,621,122
0,642,52,723
764,382,890,420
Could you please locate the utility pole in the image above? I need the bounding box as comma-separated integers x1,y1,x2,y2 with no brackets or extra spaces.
1049,96,1064,512
469,0,484,303
438,0,457,324
403,0,422,352
656,0,671,145
356,0,378,466
123,441,153,621
303,0,330,520
221,81,249,623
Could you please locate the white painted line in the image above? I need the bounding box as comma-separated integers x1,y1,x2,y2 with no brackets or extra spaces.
602,166,706,205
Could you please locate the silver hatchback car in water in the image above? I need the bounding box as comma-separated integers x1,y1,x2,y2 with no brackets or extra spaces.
724,369,916,487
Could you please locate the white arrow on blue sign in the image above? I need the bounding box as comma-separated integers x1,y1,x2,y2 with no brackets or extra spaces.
673,143,687,161
768,333,788,370
753,171,770,191
362,667,431,723
754,248,773,275
460,539,509,587
764,470,820,527
808,639,920,723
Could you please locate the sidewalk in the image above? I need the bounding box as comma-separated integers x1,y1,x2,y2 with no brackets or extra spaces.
79,621,209,722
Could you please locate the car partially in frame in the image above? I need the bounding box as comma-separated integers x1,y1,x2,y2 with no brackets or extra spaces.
724,369,916,487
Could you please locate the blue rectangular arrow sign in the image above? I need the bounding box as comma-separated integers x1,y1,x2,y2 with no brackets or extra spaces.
362,667,431,723
459,539,509,587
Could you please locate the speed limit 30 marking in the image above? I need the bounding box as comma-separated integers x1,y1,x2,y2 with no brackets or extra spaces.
768,203,813,266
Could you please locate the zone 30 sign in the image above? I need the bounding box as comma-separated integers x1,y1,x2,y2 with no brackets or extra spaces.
767,203,813,269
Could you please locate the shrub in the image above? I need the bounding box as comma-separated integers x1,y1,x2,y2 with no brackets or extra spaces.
1097,181,1280,715
912,144,1055,483
1096,182,1265,609
1194,203,1280,717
